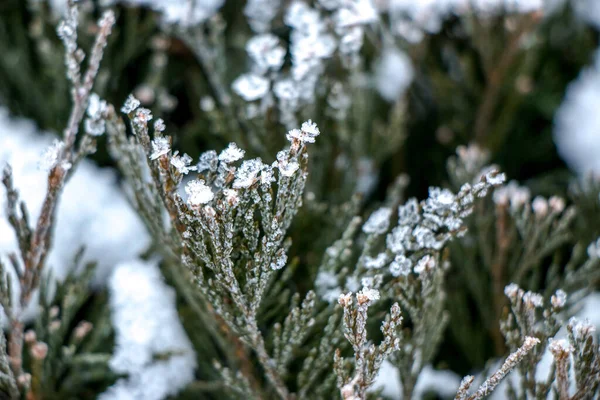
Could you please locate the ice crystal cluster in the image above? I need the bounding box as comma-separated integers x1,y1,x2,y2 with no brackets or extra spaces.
2,0,600,400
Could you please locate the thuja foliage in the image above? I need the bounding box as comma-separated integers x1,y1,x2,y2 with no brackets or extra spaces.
1,0,600,399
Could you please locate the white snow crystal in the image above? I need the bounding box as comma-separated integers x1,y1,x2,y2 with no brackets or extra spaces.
185,179,214,206
390,254,412,277
121,94,140,114
38,139,65,172
150,137,171,160
246,34,286,73
170,152,196,175
233,158,264,188
218,142,245,163
100,259,196,400
232,73,270,101
363,207,392,234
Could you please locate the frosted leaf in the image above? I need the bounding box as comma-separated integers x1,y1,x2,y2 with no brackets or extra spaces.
133,108,153,125
121,94,141,114
260,165,275,185
185,179,214,206
365,253,388,269
170,152,196,175
551,289,567,309
338,26,364,55
424,187,457,214
548,339,574,356
333,0,378,29
153,118,166,133
39,139,65,172
569,317,596,341
398,198,420,226
285,119,321,144
523,291,544,308
390,254,412,277
246,34,286,72
413,226,439,249
232,73,270,101
414,255,435,274
363,207,392,234
84,118,105,136
244,0,281,32
233,158,264,188
219,143,245,163
485,170,506,186
87,93,107,120
386,225,411,254
274,79,300,103
149,137,170,160
357,287,380,302
276,151,299,177
197,150,218,173
84,93,107,136
504,283,521,299
270,249,288,270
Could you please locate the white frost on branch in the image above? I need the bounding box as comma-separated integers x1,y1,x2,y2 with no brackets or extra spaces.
100,259,196,400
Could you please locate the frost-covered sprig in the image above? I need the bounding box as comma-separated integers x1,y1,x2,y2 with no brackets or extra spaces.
455,336,541,400
107,108,322,399
335,288,402,400
0,2,116,390
564,317,600,398
499,283,567,398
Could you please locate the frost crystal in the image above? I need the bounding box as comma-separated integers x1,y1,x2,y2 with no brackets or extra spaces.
276,150,300,177
363,207,392,234
414,255,435,274
38,139,65,172
365,253,388,269
218,143,245,163
233,158,264,188
246,34,286,72
170,152,196,175
84,93,108,136
523,291,544,308
153,118,166,133
150,137,170,160
185,179,214,206
551,289,567,309
121,94,141,114
197,150,218,172
133,108,153,125
232,73,270,101
286,121,320,143
357,287,380,303
398,198,420,225
390,254,412,277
